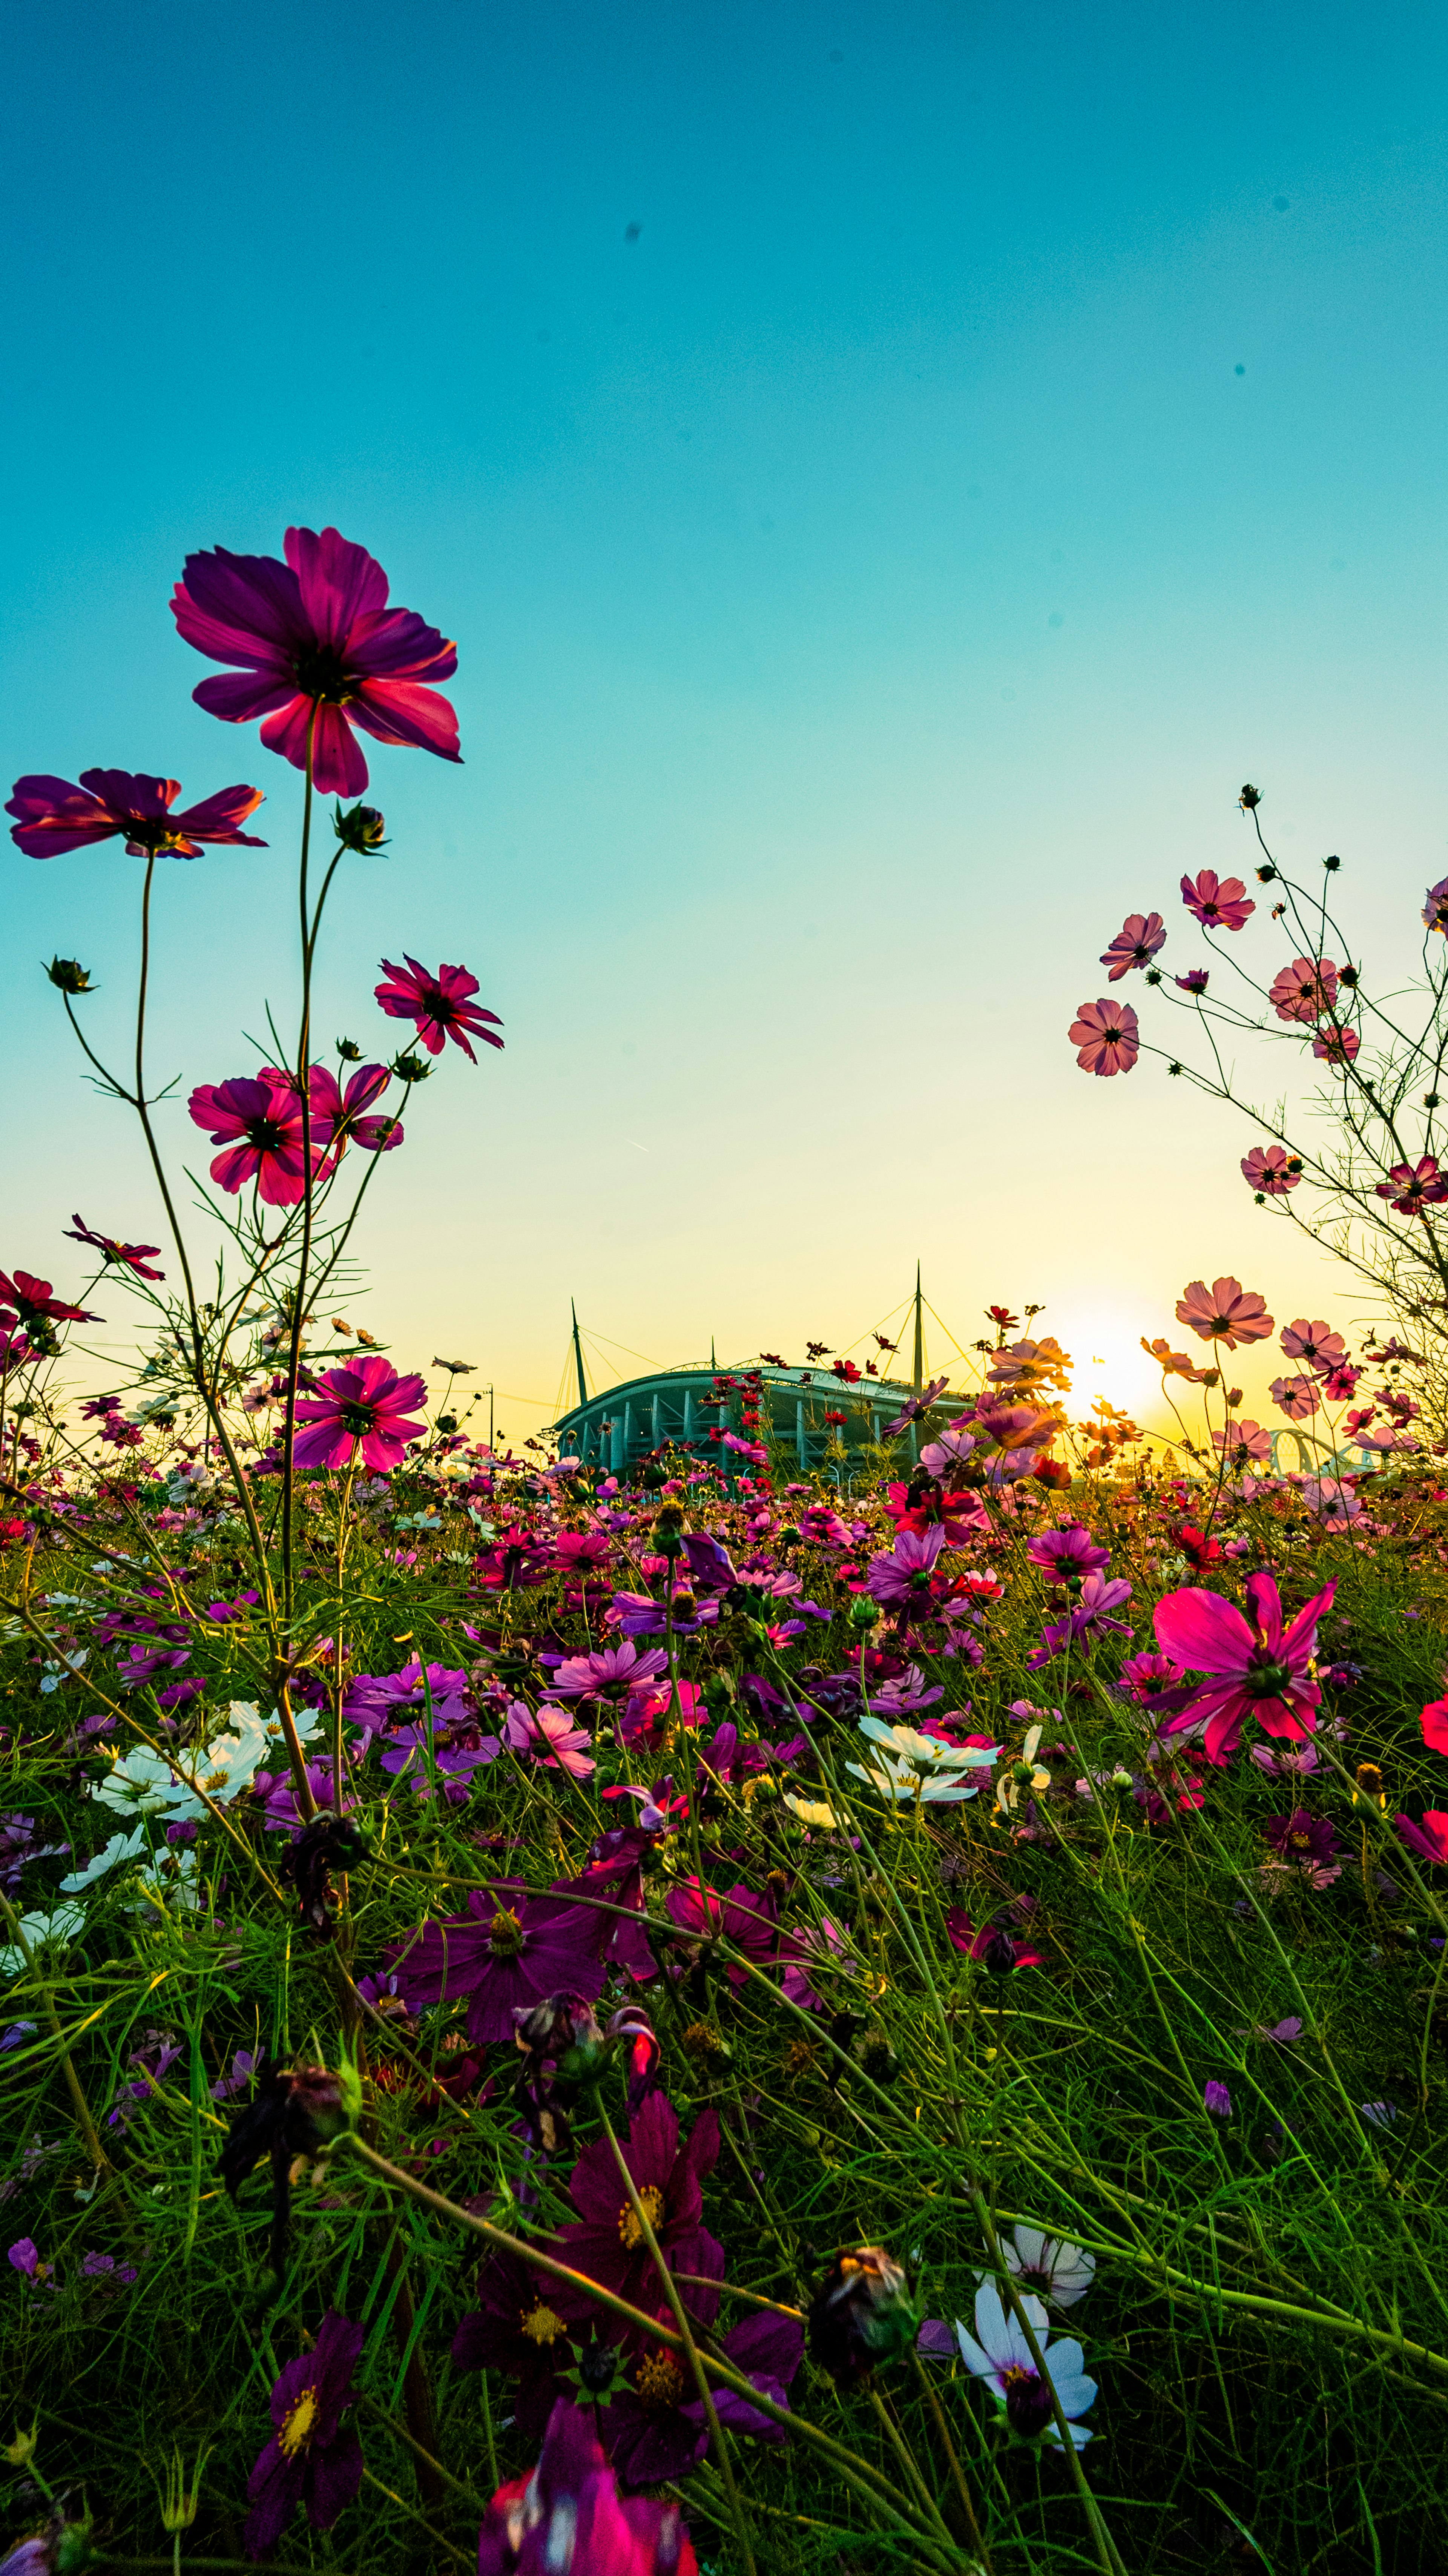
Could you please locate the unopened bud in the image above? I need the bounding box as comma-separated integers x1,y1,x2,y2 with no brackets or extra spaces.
45,956,95,995
808,2246,920,2385
391,1052,432,1082
1239,783,1262,810
848,1595,880,1632
332,801,388,852
336,1036,362,1061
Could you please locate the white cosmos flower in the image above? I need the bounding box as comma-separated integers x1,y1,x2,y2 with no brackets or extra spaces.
955,2283,1097,2447
59,1825,149,1893
1000,2224,1097,2307
847,1752,986,1806
857,1714,999,1772
1,1903,87,1979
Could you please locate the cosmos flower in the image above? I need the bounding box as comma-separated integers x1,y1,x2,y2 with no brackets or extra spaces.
385,1880,606,2044
1175,967,1209,993
1280,1319,1349,1372
545,1642,669,1704
1394,1810,1448,1865
1270,1376,1321,1421
451,2252,574,2439
187,1071,327,1207
1154,1568,1335,1765
606,2307,802,2488
1241,1145,1301,1194
0,1271,100,1329
1140,1337,1218,1385
1300,1478,1361,1525
552,2092,722,2333
865,1523,948,1608
172,525,460,798
292,1358,429,1470
305,1063,403,1156
997,2224,1096,2309
1175,1277,1274,1349
1269,957,1340,1022
243,2309,364,2556
1027,1525,1109,1585
503,1704,595,1782
1212,1418,1272,1470
1262,1809,1342,1885
1068,997,1140,1076
954,2283,1096,2446
1374,1157,1448,1217
7,769,265,861
1099,912,1166,979
63,1220,164,1280
1180,870,1255,931
1424,876,1448,934
374,957,502,1062
476,2398,698,2576
1313,1025,1360,1065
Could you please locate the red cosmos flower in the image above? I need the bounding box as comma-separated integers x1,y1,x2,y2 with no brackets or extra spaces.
1180,869,1255,931
305,1063,403,1155
1242,1144,1301,1194
1155,1568,1335,1766
292,1357,428,1470
1068,997,1139,1076
1375,1156,1448,1217
64,1220,164,1280
1420,1697,1448,1758
172,525,460,799
6,768,265,861
1269,956,1340,1023
374,956,503,1062
477,2398,698,2576
188,1071,328,1207
1175,1276,1274,1349
1100,911,1166,979
0,1270,101,1328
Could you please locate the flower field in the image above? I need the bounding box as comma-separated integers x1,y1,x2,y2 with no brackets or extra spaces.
5,530,1448,2576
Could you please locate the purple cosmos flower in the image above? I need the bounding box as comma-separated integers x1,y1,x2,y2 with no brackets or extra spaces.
244,2309,364,2556
385,1881,606,2044
503,1704,594,1781
1203,2080,1232,2119
374,956,502,1062
0,1815,69,1897
7,768,265,860
452,2252,573,2439
607,2307,803,2488
305,1062,403,1155
866,1524,947,1609
544,1641,668,1705
172,526,460,799
1027,1525,1109,1585
1263,1810,1340,1869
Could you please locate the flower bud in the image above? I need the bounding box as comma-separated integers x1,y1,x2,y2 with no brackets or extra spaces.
1323,853,1341,872
848,1595,880,1632
3,2426,39,2469
336,1036,363,1061
45,956,95,994
651,1501,686,1558
808,2246,920,2385
391,1051,432,1082
1255,861,1277,881
332,801,388,851
1239,783,1262,809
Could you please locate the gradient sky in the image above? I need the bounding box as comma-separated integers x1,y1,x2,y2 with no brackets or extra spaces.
5,0,1448,1446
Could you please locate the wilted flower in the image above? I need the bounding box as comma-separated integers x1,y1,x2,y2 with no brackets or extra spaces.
808,2246,920,2385
44,956,94,993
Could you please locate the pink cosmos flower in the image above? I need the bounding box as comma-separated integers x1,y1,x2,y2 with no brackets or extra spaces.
7,769,265,861
374,956,503,1062
1155,1567,1336,1765
1313,1025,1360,1064
1395,1810,1448,1866
172,526,460,798
1424,877,1448,934
188,1070,328,1207
1241,1144,1301,1194
0,1270,100,1328
64,1220,164,1280
1099,912,1166,979
306,1062,403,1155
1175,1277,1274,1349
1175,967,1209,993
1269,957,1339,1023
1301,1477,1361,1524
1374,1156,1448,1217
866,1523,947,1607
1212,1418,1272,1469
504,1704,595,1782
1068,997,1139,1076
1270,1375,1321,1421
292,1356,428,1469
1280,1318,1348,1371
1181,870,1255,932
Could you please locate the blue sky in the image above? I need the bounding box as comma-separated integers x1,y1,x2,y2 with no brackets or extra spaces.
4,0,1447,1440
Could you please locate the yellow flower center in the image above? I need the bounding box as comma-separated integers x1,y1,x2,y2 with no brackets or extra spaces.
520,2299,565,2347
618,2183,665,2248
488,1908,525,1957
635,2351,686,2409
277,2389,319,2458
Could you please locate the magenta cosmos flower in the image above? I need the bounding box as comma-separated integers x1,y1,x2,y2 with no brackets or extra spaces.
188,1071,327,1207
1155,1567,1335,1765
0,1270,100,1328
7,768,265,861
1269,956,1339,1022
477,2399,698,2576
1068,997,1139,1076
553,2092,722,2332
64,1219,164,1280
1242,1144,1301,1194
1181,870,1255,931
171,526,460,799
1099,912,1166,980
1313,1024,1360,1064
1375,1156,1448,1217
385,1879,606,2044
292,1357,428,1469
244,2309,363,2556
306,1062,403,1155
1175,1276,1274,1349
374,956,502,1061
